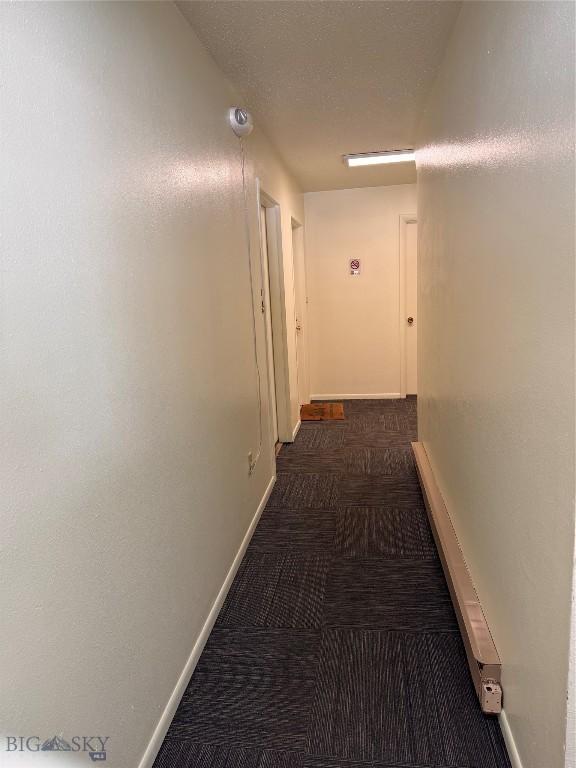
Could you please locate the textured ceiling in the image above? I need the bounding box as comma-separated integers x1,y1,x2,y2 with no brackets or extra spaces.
178,1,461,192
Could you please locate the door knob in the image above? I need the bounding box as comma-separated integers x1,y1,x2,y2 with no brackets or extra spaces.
407,317,414,325
296,324,302,332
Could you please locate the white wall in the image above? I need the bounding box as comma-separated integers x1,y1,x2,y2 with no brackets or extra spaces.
0,3,302,767
305,185,416,398
416,3,575,768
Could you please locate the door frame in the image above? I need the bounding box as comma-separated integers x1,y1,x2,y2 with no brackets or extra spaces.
256,180,293,444
399,213,417,398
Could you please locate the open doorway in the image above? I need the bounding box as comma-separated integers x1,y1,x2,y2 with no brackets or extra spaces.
259,203,279,450
257,185,295,450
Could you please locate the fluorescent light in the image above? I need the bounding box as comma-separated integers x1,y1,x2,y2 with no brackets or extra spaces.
344,150,415,167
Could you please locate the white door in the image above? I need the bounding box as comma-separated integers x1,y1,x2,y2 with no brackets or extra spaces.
406,220,418,394
292,222,310,406
260,206,279,443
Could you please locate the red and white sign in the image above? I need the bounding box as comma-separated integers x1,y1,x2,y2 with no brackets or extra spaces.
350,258,361,275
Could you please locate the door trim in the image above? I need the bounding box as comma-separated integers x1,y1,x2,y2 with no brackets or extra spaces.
256,179,293,444
399,214,417,398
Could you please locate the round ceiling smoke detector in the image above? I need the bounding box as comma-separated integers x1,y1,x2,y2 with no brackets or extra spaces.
229,107,254,137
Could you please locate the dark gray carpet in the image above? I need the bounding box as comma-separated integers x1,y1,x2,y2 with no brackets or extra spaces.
154,398,511,768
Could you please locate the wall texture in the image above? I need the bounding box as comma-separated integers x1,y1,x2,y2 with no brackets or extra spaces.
0,3,302,766
305,185,416,398
416,3,575,767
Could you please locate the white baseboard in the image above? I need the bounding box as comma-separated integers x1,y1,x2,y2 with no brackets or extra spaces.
500,709,523,768
291,419,301,441
137,474,276,768
311,393,402,400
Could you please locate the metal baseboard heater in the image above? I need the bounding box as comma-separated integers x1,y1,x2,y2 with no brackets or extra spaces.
411,442,503,714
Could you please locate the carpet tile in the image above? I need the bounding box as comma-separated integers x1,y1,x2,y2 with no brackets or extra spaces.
292,423,346,450
217,552,329,629
345,413,412,434
307,631,508,767
165,628,319,749
323,557,458,630
338,474,424,508
343,447,416,476
154,742,304,768
249,507,336,552
335,507,436,558
276,447,346,474
267,472,340,509
344,427,416,449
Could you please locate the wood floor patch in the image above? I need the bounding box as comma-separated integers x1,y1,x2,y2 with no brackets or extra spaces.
301,402,345,421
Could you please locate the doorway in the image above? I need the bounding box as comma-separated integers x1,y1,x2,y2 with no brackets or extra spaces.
400,214,418,397
291,219,310,409
259,204,279,447
257,182,300,445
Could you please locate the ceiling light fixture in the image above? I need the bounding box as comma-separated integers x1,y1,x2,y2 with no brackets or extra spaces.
343,149,415,167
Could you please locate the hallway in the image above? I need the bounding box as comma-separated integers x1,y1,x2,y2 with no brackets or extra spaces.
154,399,510,768
2,3,575,767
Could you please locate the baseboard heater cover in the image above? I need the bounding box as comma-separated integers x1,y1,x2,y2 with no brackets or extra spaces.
411,442,503,714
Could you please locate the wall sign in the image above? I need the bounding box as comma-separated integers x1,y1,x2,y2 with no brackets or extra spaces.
350,258,361,276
